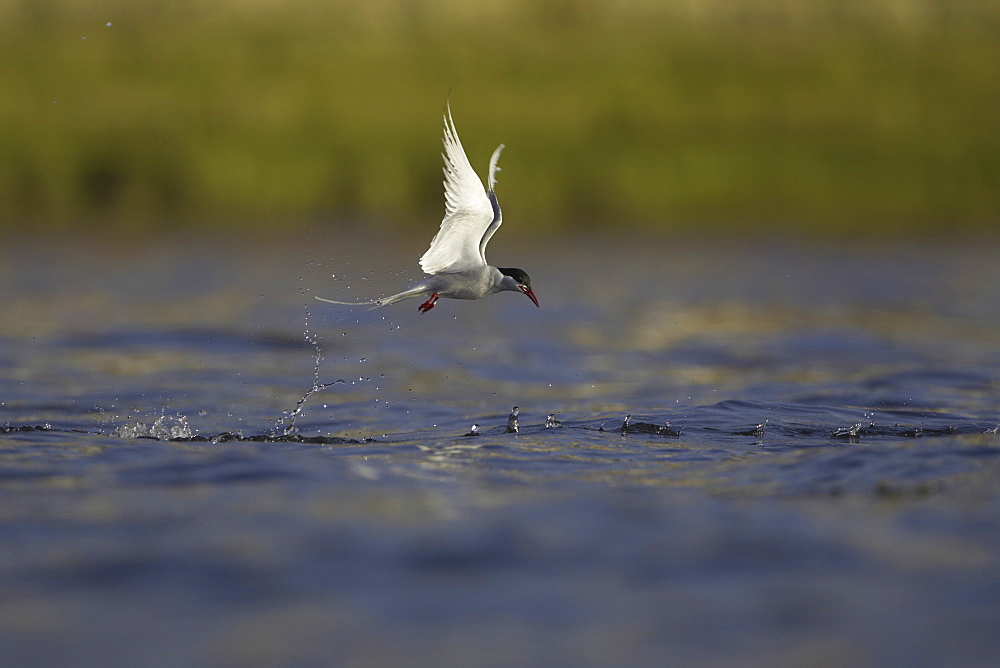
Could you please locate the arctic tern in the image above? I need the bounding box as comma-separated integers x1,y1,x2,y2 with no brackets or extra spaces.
317,102,538,314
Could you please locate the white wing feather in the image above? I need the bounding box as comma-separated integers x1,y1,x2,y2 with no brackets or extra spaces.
479,144,505,256
488,143,504,190
419,104,502,274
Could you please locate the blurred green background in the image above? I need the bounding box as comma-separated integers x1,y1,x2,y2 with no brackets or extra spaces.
2,0,998,237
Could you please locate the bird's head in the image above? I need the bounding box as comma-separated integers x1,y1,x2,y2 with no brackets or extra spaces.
498,267,539,307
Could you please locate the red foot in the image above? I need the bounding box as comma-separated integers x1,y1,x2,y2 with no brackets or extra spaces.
418,293,439,313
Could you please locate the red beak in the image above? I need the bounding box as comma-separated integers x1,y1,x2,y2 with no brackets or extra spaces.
520,286,540,307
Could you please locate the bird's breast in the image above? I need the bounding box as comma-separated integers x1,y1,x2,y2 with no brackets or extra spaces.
429,267,499,300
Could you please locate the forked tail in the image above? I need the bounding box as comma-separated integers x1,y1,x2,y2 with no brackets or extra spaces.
314,296,381,309
315,284,430,311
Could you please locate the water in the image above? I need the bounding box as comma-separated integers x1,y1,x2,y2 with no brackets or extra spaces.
2,234,999,666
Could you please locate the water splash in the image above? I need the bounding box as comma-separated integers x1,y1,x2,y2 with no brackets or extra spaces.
505,406,519,434
114,414,192,440
620,415,682,437
273,326,344,438
831,412,876,441
734,418,769,442
151,414,193,440
1,423,53,434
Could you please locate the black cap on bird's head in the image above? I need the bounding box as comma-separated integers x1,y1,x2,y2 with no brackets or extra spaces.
498,267,539,307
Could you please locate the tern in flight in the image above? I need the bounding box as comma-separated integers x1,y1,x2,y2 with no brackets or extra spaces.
317,102,538,314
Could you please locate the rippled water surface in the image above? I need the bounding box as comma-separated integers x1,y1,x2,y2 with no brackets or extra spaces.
2,235,999,665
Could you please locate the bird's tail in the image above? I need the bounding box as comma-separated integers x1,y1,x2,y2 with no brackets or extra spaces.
314,296,379,307
315,285,430,311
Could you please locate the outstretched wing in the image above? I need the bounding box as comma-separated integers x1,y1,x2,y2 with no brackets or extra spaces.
419,103,502,274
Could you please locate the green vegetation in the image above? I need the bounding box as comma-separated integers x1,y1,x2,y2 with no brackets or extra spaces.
2,0,999,235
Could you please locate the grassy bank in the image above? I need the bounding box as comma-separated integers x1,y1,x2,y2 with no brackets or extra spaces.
2,0,998,235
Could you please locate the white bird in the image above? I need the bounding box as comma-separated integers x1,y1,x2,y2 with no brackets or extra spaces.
317,101,538,314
